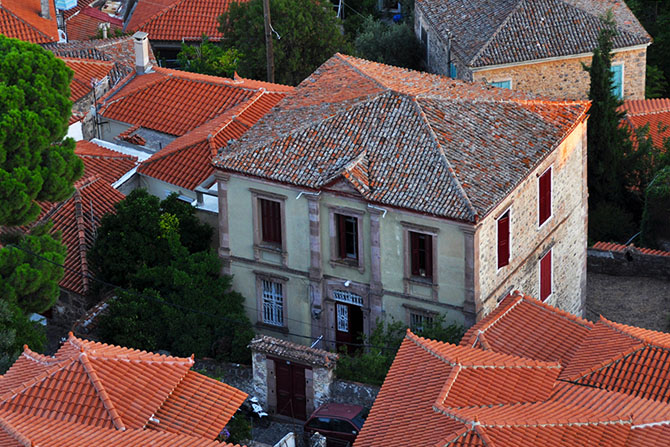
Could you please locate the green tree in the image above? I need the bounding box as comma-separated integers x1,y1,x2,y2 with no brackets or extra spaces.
0,299,46,373
177,36,242,77
645,64,668,99
583,12,634,240
640,166,670,249
354,17,423,70
88,189,213,288
0,36,83,225
218,0,350,85
628,0,670,98
91,190,252,362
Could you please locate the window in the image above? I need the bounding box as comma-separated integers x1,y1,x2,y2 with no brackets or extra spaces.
410,231,433,278
540,249,552,301
497,211,510,269
611,64,623,99
539,167,552,226
410,312,434,332
490,80,512,89
262,279,284,326
336,214,358,260
449,62,457,78
259,198,282,245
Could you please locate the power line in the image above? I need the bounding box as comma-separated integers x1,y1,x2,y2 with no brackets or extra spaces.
5,243,402,352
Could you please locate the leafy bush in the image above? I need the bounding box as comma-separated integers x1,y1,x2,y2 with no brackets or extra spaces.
177,36,241,77
589,202,637,244
219,413,252,445
640,166,670,249
336,315,464,386
354,17,423,70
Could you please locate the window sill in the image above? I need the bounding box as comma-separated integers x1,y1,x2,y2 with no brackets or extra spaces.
255,321,289,334
406,276,436,286
329,258,365,273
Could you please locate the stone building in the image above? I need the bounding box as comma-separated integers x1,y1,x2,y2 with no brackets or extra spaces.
212,54,591,347
415,0,651,100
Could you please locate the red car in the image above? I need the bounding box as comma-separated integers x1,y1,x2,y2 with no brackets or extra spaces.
303,403,369,447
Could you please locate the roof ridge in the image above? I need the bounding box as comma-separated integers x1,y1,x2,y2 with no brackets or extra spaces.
0,412,31,447
78,352,127,431
209,89,266,144
468,0,525,65
0,357,74,405
476,293,524,335
558,0,650,44
138,0,188,30
20,346,62,365
410,96,478,221
99,73,170,114
72,189,90,294
335,53,391,92
524,294,594,329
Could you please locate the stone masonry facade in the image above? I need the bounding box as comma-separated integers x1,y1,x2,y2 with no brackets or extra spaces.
475,120,588,318
415,5,648,101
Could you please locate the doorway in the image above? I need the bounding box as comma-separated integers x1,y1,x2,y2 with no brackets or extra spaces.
273,358,308,420
335,302,364,354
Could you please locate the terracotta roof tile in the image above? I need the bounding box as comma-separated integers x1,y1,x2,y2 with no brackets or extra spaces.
416,0,650,68
61,58,116,103
214,54,589,222
460,292,594,364
621,99,670,150
592,241,670,258
0,0,58,43
44,36,156,72
128,0,248,41
65,7,123,42
248,335,338,368
0,334,246,446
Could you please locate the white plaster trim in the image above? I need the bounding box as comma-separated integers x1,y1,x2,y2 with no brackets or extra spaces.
470,43,650,72
90,138,152,161
112,166,137,189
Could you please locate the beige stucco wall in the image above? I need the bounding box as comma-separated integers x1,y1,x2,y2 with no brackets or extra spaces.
475,120,588,318
472,48,647,100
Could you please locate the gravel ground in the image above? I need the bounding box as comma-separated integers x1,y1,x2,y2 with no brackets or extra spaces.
586,272,670,331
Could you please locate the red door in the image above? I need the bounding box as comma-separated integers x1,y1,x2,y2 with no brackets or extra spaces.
274,358,308,420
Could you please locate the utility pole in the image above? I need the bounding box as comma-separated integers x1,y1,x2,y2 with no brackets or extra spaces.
262,0,275,83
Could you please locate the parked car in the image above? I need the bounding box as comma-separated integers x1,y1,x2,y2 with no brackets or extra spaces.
303,403,369,447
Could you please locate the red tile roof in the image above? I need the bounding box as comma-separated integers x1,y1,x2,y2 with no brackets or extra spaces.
61,57,116,103
0,334,246,446
592,241,670,257
214,54,590,222
460,292,594,364
100,68,291,190
0,0,58,43
65,6,124,41
621,99,670,149
127,0,247,41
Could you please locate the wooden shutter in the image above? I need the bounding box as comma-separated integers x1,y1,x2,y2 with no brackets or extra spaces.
497,213,510,268
410,232,420,276
539,168,551,225
540,250,552,301
425,234,433,279
260,199,281,244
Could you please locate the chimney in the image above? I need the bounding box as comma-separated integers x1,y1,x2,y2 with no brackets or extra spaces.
40,0,51,20
133,31,151,75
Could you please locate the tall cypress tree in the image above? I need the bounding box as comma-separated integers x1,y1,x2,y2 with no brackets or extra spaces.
583,11,634,241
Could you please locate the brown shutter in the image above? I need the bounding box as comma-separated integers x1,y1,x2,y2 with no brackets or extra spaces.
260,199,282,244
425,234,433,279
410,232,420,276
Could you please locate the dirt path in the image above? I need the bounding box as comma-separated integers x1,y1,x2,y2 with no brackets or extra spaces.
586,272,670,331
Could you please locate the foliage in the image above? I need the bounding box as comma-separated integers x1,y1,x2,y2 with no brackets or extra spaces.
640,166,670,249
583,12,633,239
336,316,464,386
0,223,66,314
218,0,350,85
93,190,252,363
177,36,242,77
0,299,46,373
220,413,252,445
354,17,423,70
0,35,83,226
339,0,379,38
645,64,668,99
628,0,670,98
88,189,213,287
588,202,637,244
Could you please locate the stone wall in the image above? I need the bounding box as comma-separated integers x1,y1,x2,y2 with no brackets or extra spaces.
330,379,379,409
588,248,670,280
476,120,588,318
51,289,89,328
471,48,647,100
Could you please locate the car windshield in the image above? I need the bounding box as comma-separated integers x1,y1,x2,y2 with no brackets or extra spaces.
351,407,369,429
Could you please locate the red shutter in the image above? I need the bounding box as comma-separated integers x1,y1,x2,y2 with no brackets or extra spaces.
497,213,510,268
539,168,551,225
540,250,552,301
410,232,420,276
260,199,281,244
425,234,433,279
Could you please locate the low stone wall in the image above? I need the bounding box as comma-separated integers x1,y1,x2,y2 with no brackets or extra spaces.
588,247,670,280
194,359,255,397
330,379,379,409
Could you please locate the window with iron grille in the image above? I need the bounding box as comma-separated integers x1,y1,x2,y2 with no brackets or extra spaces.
262,280,284,326
336,213,358,260
410,312,434,332
410,231,433,278
259,198,282,245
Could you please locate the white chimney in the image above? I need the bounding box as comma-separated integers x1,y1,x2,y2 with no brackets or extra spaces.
40,0,51,20
133,31,151,75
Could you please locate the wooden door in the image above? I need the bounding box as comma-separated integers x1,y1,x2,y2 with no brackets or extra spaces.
335,303,364,354
274,358,308,420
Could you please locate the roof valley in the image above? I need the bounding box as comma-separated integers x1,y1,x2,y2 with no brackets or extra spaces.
467,0,526,65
